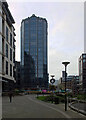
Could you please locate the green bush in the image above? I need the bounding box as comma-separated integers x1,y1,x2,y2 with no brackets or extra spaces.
67,93,73,97
54,96,59,104
46,95,53,101
37,95,65,104
77,94,86,100
37,96,47,101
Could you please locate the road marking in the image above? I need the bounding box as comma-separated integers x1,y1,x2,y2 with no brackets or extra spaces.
27,95,71,118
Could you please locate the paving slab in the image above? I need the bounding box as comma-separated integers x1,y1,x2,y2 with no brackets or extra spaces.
2,95,86,119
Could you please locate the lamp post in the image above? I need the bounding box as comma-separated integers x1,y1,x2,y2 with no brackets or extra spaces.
62,61,70,111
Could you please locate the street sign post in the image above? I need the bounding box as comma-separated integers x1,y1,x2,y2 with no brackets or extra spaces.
50,75,55,103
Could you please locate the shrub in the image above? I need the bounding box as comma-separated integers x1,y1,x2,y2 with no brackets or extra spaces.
37,95,65,104
54,96,59,104
77,94,86,100
46,95,53,101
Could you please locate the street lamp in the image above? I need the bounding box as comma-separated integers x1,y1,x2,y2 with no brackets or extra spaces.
62,61,70,111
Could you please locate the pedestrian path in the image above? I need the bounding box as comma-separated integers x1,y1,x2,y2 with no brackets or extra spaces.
31,95,86,118
69,102,86,116
72,102,86,111
2,95,86,119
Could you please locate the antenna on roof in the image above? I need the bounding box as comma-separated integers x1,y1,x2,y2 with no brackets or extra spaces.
32,14,35,16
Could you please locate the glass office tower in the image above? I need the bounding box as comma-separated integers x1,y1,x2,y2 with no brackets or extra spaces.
20,14,48,89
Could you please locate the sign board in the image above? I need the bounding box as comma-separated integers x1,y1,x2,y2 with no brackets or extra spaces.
50,78,55,84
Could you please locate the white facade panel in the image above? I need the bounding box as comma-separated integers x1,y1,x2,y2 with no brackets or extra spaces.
0,55,2,75
0,5,2,77
0,3,2,34
0,36,2,53
0,16,2,33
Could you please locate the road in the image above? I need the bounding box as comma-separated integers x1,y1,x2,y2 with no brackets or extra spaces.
2,94,86,119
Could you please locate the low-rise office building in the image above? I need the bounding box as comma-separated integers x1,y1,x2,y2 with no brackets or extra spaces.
79,53,86,92
72,76,79,95
0,2,16,91
58,75,79,93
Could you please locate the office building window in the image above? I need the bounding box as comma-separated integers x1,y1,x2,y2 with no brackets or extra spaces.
6,44,8,58
10,48,12,61
83,54,86,58
10,33,12,46
13,51,15,63
6,26,8,41
13,66,15,77
13,38,15,48
10,64,12,76
83,59,86,63
6,61,8,75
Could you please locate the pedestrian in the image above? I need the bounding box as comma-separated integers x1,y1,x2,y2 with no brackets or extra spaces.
9,92,13,103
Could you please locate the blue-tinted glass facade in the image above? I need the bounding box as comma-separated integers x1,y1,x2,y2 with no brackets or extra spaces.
21,14,48,88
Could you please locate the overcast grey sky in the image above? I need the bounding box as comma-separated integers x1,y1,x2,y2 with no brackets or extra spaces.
8,0,84,80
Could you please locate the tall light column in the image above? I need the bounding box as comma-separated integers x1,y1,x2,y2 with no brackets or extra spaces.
62,61,70,111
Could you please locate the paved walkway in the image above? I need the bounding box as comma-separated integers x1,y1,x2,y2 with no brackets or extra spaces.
2,95,86,119
72,102,86,111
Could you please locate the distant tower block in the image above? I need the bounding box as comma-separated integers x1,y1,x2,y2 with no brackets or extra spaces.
20,14,48,89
